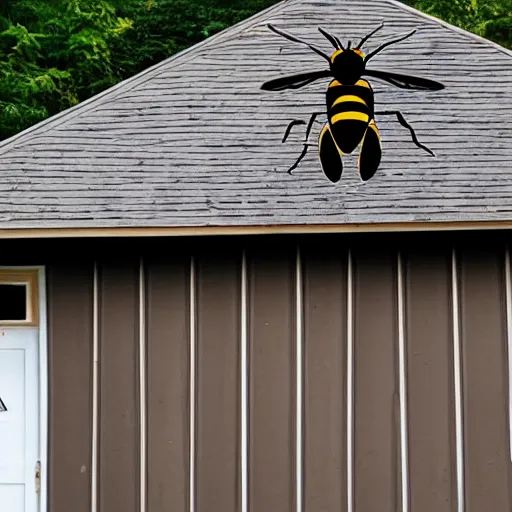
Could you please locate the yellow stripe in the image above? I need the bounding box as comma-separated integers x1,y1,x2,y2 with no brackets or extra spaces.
331,111,369,124
319,124,345,156
330,49,344,62
355,79,370,88
369,124,382,146
329,80,342,88
332,95,366,107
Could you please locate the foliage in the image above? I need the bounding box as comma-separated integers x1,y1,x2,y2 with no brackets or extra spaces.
0,0,511,142
0,0,132,140
403,0,512,48
109,0,277,81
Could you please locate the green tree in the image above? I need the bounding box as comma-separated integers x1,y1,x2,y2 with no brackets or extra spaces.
110,0,278,81
403,0,512,48
0,0,131,140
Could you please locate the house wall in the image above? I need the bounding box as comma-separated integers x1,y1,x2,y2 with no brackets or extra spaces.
28,233,512,512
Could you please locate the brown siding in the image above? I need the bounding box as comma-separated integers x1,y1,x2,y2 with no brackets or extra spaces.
459,248,512,511
405,249,457,512
196,252,241,512
146,257,190,512
98,261,140,512
248,247,296,512
303,246,347,512
40,234,512,512
47,263,94,512
353,249,399,512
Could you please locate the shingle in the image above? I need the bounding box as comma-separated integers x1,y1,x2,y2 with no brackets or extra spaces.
0,0,511,229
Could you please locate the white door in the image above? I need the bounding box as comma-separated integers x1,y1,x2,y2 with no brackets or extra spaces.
0,328,39,512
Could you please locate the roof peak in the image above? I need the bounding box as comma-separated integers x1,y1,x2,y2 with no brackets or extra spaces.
1,0,511,156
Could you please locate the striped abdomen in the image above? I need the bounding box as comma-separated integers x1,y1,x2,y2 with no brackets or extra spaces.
326,79,375,154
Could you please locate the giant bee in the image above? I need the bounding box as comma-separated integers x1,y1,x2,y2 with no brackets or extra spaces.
261,24,445,182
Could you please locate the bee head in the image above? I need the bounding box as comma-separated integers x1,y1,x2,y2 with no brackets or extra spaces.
318,27,375,85
329,48,366,85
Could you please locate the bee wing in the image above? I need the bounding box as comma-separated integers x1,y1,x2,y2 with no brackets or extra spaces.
363,69,444,90
261,70,332,91
319,124,343,183
358,121,382,182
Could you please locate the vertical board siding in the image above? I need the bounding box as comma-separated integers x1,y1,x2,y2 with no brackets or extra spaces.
146,258,190,512
459,248,512,512
248,248,296,512
353,250,399,512
98,261,140,512
43,236,512,512
405,250,457,512
303,248,347,512
47,263,94,512
196,254,241,512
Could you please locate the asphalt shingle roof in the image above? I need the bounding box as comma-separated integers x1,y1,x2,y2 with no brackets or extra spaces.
1,0,511,230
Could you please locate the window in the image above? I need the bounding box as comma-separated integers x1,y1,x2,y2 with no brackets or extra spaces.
0,271,38,326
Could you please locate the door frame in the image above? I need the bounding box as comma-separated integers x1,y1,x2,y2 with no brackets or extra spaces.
0,266,47,512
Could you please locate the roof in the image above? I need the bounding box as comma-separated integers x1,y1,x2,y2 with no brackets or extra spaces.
1,0,512,235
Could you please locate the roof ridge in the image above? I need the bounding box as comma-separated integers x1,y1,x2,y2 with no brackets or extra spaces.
1,0,511,157
0,0,293,156
388,0,512,58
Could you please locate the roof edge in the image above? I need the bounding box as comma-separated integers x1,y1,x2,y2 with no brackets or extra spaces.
390,0,512,58
0,0,292,155
0,220,511,239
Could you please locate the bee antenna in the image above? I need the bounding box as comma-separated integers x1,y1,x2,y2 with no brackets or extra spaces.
347,40,351,49
318,27,342,50
334,35,344,50
365,29,416,61
356,22,384,49
268,24,331,62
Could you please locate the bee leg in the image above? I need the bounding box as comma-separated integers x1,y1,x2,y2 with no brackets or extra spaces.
375,110,435,156
282,120,306,143
284,112,323,174
287,144,310,174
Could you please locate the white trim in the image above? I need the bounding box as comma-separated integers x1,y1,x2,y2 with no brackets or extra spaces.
397,253,410,512
295,247,304,512
139,259,147,512
505,247,512,461
240,251,249,512
91,263,99,512
37,267,48,512
1,221,512,240
189,257,197,512
451,249,465,512
346,250,354,512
